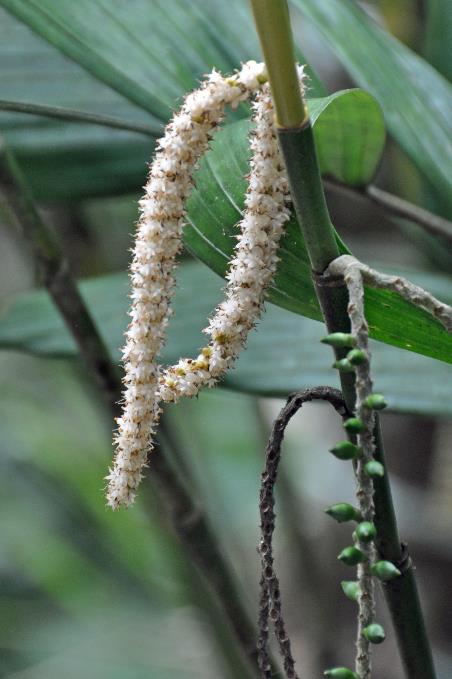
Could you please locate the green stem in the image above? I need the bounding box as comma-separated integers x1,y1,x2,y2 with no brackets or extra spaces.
249,0,307,127
250,3,436,678
278,124,339,272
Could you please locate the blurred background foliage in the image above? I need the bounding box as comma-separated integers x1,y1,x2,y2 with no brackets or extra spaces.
0,1,451,677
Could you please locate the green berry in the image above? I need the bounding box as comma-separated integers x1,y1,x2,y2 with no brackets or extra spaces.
347,348,367,365
363,623,386,644
338,546,365,566
371,560,401,581
364,394,387,410
332,359,355,373
329,440,361,460
364,460,385,478
324,668,358,679
344,417,365,434
355,521,377,543
321,333,357,349
341,580,360,601
325,503,362,523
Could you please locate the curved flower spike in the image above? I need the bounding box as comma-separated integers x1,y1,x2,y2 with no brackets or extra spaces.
107,62,307,509
158,80,304,402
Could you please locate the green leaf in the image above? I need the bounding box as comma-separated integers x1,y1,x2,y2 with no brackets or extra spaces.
1,262,452,415
184,116,452,364
0,0,181,119
0,0,323,115
424,0,452,80
1,2,450,365
308,90,385,185
0,3,380,202
183,87,384,302
183,88,384,294
0,1,323,200
291,0,452,206
0,7,159,200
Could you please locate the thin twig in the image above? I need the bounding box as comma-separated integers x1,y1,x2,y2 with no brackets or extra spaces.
324,178,452,247
0,99,160,136
253,400,338,676
0,140,121,414
258,387,349,679
366,185,452,245
0,142,261,679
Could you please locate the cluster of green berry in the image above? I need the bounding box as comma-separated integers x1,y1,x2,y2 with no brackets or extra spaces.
323,500,401,679
319,332,401,679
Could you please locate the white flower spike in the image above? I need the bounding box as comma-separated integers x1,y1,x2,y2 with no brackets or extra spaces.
107,62,307,510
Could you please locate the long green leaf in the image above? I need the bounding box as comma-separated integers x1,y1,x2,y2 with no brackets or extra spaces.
1,261,451,415
185,116,452,364
0,0,323,116
0,7,159,199
424,0,452,80
0,4,380,202
0,2,322,200
290,0,452,206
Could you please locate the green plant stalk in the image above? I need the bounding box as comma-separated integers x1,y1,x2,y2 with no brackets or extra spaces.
250,2,436,677
278,124,339,272
250,0,308,127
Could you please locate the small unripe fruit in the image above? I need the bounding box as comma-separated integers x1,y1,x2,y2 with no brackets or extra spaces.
344,417,365,433
364,460,385,477
329,440,361,460
355,521,377,543
364,393,387,410
324,668,358,679
371,560,401,581
325,503,362,523
347,348,367,365
338,546,365,566
321,333,357,349
332,359,355,373
341,580,360,601
363,623,386,644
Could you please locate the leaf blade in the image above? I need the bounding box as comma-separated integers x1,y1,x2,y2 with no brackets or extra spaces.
291,0,452,204
0,0,322,200
184,108,452,364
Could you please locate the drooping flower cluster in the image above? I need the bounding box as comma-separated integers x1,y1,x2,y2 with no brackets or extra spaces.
107,62,307,510
158,83,297,402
